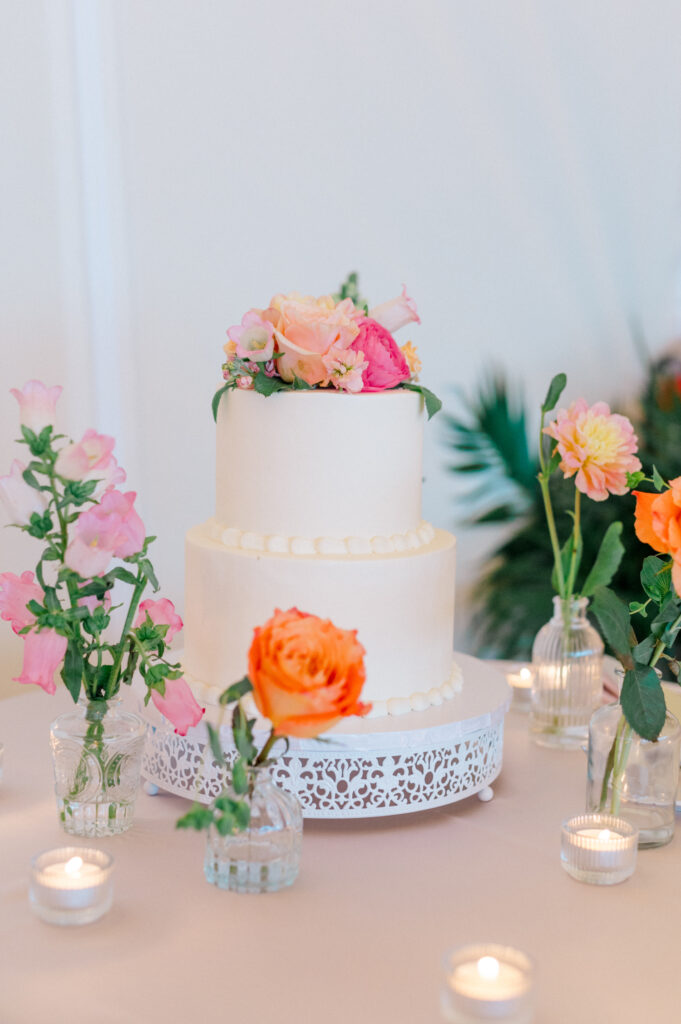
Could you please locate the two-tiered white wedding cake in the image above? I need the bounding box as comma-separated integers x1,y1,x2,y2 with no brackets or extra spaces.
182,388,460,717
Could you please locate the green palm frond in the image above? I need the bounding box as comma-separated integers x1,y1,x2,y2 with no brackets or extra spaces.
444,375,538,525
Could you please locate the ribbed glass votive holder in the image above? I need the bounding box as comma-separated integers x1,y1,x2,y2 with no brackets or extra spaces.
29,847,114,925
560,814,638,885
441,943,534,1022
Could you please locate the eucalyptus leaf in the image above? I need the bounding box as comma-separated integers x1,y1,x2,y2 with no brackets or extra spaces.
591,587,634,667
541,373,567,414
581,522,624,597
620,663,666,741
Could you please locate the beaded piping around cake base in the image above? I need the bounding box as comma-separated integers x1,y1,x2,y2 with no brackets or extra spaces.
139,655,510,819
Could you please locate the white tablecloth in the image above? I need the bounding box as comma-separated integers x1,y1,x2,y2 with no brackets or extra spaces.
0,688,678,1024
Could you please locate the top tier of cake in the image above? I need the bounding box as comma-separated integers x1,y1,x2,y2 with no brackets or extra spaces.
215,389,424,541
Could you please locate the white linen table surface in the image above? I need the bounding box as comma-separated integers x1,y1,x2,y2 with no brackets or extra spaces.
0,688,678,1024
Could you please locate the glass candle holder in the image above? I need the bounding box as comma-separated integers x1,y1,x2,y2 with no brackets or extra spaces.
560,814,638,885
505,666,533,712
29,847,114,925
441,944,534,1022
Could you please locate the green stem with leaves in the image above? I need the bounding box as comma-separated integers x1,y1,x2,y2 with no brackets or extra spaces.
106,575,147,699
537,414,566,599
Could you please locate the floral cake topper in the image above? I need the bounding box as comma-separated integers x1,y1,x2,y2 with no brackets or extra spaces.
213,273,441,420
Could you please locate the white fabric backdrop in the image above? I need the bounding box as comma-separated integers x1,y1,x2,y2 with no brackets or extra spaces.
2,0,681,686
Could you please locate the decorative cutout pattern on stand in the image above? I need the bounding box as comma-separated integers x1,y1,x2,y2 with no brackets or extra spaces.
141,719,505,819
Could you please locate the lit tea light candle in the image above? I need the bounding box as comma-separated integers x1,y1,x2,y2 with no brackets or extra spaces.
561,814,638,885
441,944,534,1022
506,666,533,712
29,847,114,925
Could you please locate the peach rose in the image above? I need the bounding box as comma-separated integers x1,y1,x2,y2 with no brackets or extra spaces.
634,479,681,593
268,293,360,387
248,607,370,738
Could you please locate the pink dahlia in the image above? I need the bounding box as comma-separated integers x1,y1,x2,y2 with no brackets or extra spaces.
544,399,641,501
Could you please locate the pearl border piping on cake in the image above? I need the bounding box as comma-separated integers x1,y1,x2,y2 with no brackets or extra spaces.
204,518,437,557
183,659,464,718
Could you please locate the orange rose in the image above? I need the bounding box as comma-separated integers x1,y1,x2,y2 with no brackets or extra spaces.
248,608,370,738
634,479,681,592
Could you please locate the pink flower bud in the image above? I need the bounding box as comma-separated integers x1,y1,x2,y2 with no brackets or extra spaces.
10,380,62,434
0,460,48,526
13,629,67,695
151,677,204,735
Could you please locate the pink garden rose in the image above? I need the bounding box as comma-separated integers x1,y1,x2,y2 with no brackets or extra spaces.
270,293,360,386
134,598,183,642
55,429,126,494
65,489,145,577
369,286,420,335
0,571,43,633
544,399,641,501
151,676,204,735
13,628,68,695
10,380,62,433
227,310,275,363
349,318,411,392
0,460,48,525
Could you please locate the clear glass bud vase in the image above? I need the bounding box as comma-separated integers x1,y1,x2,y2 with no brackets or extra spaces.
586,701,681,847
204,766,303,894
530,596,604,749
50,697,147,837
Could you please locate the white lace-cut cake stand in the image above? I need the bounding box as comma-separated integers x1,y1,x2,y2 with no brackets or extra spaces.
140,652,510,819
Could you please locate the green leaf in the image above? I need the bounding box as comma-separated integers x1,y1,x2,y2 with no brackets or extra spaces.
43,587,61,613
402,381,442,420
581,522,624,596
206,722,225,766
640,556,671,606
591,586,634,667
22,467,42,490
233,800,251,830
137,558,159,591
176,803,214,831
546,445,561,475
652,465,667,491
232,703,257,762
61,639,83,702
105,566,139,587
253,373,288,397
231,757,248,795
620,663,666,741
541,373,567,414
218,676,253,705
629,601,649,618
633,635,656,662
291,376,313,391
551,531,582,594
626,470,646,489
212,384,230,421
215,812,235,836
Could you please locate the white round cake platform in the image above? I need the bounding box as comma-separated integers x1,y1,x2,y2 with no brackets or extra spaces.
139,653,510,819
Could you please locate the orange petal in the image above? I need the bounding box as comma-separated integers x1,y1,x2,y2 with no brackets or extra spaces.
634,491,667,552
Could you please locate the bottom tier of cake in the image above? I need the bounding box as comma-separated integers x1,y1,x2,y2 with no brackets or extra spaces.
183,520,458,716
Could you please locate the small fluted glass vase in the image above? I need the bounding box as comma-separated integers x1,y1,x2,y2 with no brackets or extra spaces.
586,701,681,848
530,595,604,749
50,696,147,837
204,766,303,894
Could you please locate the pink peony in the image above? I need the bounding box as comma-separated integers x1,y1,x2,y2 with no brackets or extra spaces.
151,677,204,735
270,293,360,386
349,318,411,392
134,598,183,642
322,345,368,394
10,380,62,433
369,285,420,335
0,460,48,525
65,490,145,577
55,429,126,495
227,310,275,363
544,400,641,501
13,628,67,695
0,571,43,634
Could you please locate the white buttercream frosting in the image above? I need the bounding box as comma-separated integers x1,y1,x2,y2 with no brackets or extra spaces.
206,517,436,558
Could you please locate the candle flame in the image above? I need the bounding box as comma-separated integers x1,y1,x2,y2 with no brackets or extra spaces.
598,829,611,842
64,856,83,877
520,668,532,681
477,956,500,981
